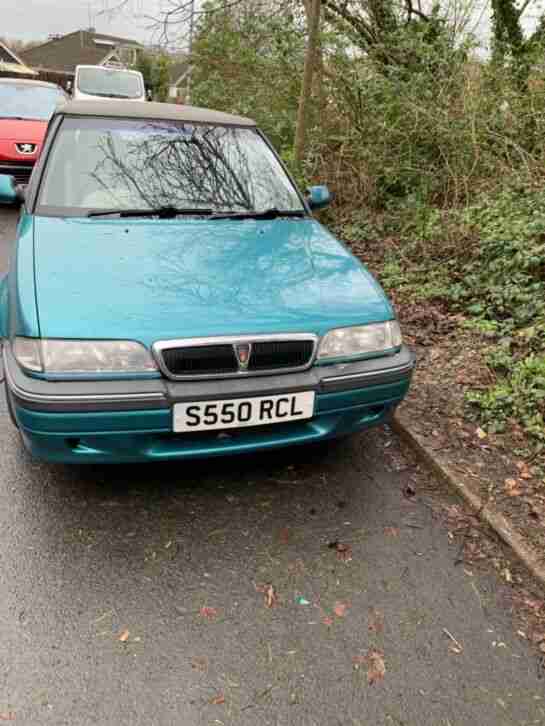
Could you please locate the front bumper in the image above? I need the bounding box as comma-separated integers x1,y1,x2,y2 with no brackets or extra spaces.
4,345,416,463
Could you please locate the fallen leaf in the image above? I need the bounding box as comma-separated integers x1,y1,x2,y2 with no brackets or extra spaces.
540,642,545,654
502,567,513,583
365,649,386,685
118,629,130,642
334,602,348,617
334,542,353,562
265,584,278,608
384,526,399,537
279,527,290,544
210,693,225,705
476,427,487,439
531,632,545,644
199,606,218,619
516,461,532,480
368,608,385,633
504,478,523,497
191,656,208,671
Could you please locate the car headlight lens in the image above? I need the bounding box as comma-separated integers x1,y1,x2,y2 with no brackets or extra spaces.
13,338,157,374
318,321,402,360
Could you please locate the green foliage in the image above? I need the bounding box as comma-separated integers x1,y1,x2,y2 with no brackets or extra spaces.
153,55,171,102
467,354,545,441
133,51,171,101
191,0,305,152
134,50,153,90
371,185,545,441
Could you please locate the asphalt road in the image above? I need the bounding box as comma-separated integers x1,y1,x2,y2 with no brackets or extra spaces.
0,205,544,726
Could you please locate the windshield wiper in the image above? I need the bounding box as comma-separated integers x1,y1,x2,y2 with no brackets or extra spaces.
209,207,306,220
87,206,214,219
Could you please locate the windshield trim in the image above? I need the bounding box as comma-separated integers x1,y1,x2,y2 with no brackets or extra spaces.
33,117,308,218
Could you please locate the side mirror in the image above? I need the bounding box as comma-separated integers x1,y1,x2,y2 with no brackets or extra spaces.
0,175,23,205
307,185,332,211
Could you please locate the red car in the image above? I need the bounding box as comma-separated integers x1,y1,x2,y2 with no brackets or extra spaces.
0,78,67,187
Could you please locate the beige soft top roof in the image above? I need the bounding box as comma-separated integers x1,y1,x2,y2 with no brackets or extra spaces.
56,99,256,127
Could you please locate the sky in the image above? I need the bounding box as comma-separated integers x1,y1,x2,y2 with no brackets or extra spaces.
1,0,174,46
1,0,543,52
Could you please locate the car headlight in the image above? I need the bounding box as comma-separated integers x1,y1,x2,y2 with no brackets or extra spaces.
318,321,402,360
13,338,157,374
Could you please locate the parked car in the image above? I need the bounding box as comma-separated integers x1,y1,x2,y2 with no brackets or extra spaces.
73,65,146,102
0,100,415,463
0,78,68,187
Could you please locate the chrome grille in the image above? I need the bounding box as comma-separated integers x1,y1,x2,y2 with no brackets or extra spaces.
154,334,317,380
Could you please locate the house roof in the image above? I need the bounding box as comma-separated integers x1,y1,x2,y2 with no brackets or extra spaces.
169,60,189,85
20,30,141,75
55,99,256,127
0,40,37,75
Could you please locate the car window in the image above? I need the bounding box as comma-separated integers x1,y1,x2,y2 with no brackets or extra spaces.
76,68,142,99
0,83,65,121
37,117,304,216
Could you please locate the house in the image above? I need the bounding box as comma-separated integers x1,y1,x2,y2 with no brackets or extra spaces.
0,40,37,78
19,29,142,88
168,58,190,101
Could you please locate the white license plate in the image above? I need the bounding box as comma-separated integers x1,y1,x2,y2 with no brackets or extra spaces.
173,391,315,433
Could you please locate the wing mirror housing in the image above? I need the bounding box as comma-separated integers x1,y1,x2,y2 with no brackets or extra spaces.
306,184,333,210
0,175,24,206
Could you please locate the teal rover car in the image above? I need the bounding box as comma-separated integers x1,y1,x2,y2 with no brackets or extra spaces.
0,100,415,463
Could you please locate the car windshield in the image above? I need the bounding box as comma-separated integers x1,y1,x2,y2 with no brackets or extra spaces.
0,83,65,121
37,117,305,217
77,68,142,99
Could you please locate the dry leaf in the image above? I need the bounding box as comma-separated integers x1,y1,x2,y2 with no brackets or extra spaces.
368,608,385,633
265,584,278,608
199,606,218,619
279,527,290,544
516,461,532,480
333,602,348,617
118,629,130,642
191,656,208,672
210,693,225,705
531,632,545,644
476,427,487,439
365,649,386,685
540,642,545,654
504,478,523,497
334,543,353,562
384,526,399,537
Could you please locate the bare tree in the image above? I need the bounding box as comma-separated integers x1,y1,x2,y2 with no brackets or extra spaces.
294,0,321,166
